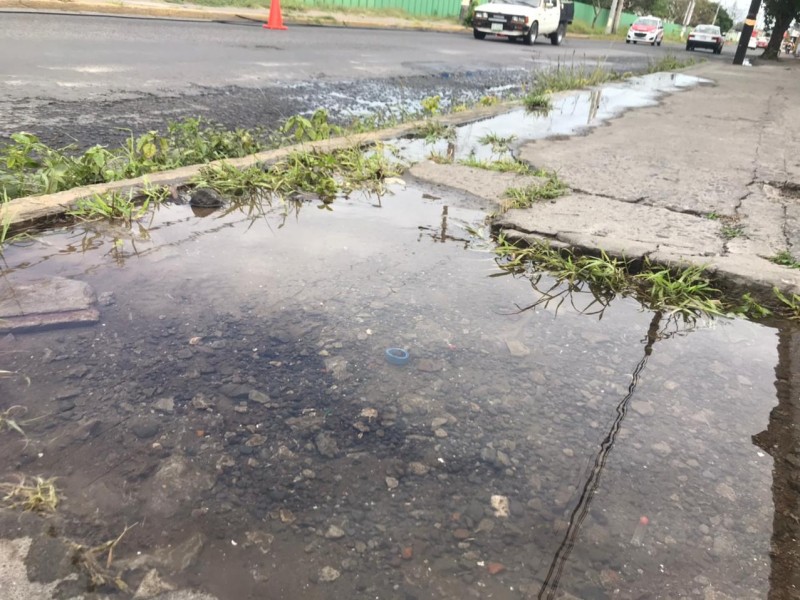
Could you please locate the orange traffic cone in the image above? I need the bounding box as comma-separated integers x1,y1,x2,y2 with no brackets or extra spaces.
263,0,288,30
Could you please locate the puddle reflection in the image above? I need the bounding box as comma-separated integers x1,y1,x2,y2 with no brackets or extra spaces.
0,151,793,599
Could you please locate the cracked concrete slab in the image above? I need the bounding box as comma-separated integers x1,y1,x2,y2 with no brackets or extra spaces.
494,193,724,259
489,60,800,296
408,162,548,207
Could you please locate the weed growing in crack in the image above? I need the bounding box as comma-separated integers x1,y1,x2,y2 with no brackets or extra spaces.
503,174,568,208
193,145,401,206
495,236,725,319
460,156,532,175
531,61,624,96
770,250,800,269
495,236,800,321
721,224,745,239
646,54,697,74
523,92,553,113
413,120,457,145
0,119,266,200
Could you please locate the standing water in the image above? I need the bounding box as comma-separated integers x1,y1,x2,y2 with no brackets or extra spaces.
0,74,796,599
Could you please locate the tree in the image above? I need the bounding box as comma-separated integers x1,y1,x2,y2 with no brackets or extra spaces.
716,7,733,32
591,0,613,28
763,0,800,58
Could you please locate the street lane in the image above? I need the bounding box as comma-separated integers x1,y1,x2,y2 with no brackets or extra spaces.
0,12,742,147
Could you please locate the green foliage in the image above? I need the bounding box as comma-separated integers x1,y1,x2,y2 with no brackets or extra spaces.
634,262,723,315
460,157,532,174
531,62,622,96
193,144,400,206
503,174,569,208
720,224,745,239
413,120,457,144
770,250,800,269
478,95,501,107
281,109,343,143
522,92,553,113
646,54,697,74
463,0,481,27
420,95,442,117
69,190,151,224
495,236,800,322
774,287,800,320
738,293,773,319
0,119,266,201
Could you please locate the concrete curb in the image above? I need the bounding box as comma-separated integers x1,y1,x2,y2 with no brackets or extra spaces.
0,0,466,32
0,103,515,229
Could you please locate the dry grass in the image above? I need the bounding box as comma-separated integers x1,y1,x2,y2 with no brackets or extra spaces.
0,475,59,512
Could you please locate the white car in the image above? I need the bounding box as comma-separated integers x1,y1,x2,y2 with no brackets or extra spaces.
686,24,724,54
471,0,573,46
625,16,664,46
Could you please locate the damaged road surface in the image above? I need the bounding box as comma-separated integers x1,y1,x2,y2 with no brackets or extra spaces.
1,11,711,149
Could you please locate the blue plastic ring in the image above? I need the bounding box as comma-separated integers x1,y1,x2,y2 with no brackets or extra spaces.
385,348,410,366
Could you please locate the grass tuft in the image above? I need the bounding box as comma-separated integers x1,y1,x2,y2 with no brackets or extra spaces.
770,250,800,269
646,54,697,74
0,476,59,512
460,156,533,175
503,174,569,208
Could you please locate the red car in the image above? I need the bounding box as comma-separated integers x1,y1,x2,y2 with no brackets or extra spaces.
756,36,768,48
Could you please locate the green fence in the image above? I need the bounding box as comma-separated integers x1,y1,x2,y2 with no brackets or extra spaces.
289,0,463,17
572,2,683,36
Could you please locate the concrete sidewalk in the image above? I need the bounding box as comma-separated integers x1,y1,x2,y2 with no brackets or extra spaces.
0,0,465,31
462,58,800,298
496,59,800,293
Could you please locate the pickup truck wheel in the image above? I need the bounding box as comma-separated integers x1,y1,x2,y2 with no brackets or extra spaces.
523,22,538,45
473,28,487,40
550,23,565,46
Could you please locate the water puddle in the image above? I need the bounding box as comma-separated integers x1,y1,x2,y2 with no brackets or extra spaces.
395,72,708,164
0,176,796,599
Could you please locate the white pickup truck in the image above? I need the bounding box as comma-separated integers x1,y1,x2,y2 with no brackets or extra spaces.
471,0,574,46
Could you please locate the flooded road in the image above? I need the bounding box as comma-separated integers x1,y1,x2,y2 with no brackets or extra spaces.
1,72,798,599
0,182,793,599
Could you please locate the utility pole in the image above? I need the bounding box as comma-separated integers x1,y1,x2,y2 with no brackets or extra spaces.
604,0,619,34
612,0,624,34
681,0,696,38
712,1,721,25
733,0,762,65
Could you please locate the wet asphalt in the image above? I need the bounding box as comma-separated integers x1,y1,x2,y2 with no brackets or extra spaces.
0,12,738,148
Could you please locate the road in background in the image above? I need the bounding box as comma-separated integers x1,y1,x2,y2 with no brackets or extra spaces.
0,12,741,147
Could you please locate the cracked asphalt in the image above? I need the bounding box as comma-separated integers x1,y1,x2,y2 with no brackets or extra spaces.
0,11,735,149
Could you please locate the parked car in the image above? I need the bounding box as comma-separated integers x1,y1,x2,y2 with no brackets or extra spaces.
471,0,574,46
756,35,768,48
686,24,724,54
625,16,664,46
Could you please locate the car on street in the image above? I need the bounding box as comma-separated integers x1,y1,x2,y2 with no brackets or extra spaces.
471,0,574,46
625,16,664,46
756,35,768,48
686,24,724,54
